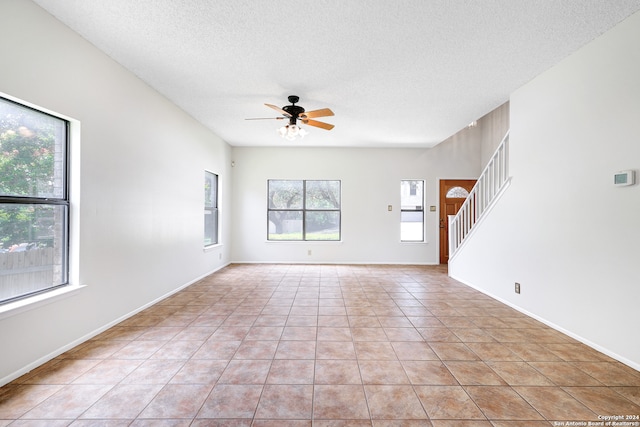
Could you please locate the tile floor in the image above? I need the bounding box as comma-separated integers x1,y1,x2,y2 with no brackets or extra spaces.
1,264,640,426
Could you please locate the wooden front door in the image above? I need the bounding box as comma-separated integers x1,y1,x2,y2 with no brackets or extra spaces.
439,179,476,264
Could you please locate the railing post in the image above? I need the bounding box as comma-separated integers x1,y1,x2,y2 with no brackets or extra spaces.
448,214,455,254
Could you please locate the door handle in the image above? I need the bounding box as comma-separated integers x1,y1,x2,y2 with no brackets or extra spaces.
439,219,445,229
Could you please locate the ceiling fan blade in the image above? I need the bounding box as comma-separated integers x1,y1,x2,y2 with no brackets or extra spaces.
245,117,286,120
265,103,291,117
300,108,334,119
302,119,334,130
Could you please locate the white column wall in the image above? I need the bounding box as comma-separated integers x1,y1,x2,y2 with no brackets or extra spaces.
0,0,232,384
450,11,640,368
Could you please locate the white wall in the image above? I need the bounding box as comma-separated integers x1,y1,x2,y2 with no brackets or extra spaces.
231,141,481,264
450,10,640,369
0,0,232,384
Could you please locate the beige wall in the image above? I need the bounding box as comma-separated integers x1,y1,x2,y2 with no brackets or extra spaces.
230,143,481,264
436,101,510,171
480,102,510,166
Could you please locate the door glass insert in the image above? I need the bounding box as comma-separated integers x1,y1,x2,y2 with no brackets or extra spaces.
446,186,469,198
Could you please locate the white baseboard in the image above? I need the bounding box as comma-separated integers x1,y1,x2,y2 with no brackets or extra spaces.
230,260,440,266
449,272,640,372
0,263,230,387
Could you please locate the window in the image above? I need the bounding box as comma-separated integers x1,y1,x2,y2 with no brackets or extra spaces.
401,180,424,242
446,186,469,198
0,96,69,304
204,171,218,246
268,180,341,241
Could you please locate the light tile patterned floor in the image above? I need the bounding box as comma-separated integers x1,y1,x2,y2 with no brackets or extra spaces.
1,264,639,426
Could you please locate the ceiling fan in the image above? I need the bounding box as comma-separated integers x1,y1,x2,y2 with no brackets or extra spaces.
246,95,334,140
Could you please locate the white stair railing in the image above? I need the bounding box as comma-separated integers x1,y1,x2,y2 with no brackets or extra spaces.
449,131,510,257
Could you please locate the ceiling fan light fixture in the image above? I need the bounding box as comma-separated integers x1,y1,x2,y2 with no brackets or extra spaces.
278,124,307,141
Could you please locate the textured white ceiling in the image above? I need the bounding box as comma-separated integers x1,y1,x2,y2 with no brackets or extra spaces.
33,0,640,147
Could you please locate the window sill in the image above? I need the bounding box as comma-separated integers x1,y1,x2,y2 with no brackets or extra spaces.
0,284,86,321
203,243,223,252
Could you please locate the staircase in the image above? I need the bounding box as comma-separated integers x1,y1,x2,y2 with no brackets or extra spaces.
449,131,510,259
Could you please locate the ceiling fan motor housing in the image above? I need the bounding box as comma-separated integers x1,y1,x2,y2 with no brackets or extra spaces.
283,96,305,125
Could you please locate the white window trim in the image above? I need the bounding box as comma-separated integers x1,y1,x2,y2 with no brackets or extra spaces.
204,170,220,248
400,179,426,243
0,284,86,321
267,179,342,242
203,242,223,252
0,92,82,319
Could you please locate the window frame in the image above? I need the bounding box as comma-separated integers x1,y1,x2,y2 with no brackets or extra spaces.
400,179,425,242
0,95,71,305
204,170,219,247
267,179,341,241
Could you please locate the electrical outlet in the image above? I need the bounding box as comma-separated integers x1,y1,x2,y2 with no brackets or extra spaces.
515,282,521,294
308,250,312,256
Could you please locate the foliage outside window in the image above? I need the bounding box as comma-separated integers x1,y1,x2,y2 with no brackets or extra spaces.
204,171,218,246
0,96,69,304
268,180,341,241
401,180,424,242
